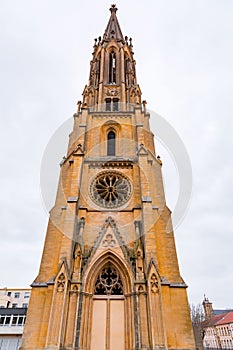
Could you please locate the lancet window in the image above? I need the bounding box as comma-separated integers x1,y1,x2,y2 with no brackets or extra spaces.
109,51,116,83
107,130,116,156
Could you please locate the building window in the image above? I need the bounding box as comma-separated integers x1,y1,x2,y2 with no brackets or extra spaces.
7,291,11,296
107,131,116,156
94,264,123,295
5,316,11,325
0,314,26,327
12,303,18,308
113,98,118,111
109,51,116,83
22,303,28,308
106,98,111,111
90,171,132,209
12,316,18,326
14,292,20,298
24,292,30,299
105,98,119,112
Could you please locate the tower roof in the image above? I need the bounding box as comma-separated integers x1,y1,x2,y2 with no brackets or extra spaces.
103,4,124,42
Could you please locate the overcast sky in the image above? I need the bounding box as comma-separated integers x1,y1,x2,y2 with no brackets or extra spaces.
0,0,232,309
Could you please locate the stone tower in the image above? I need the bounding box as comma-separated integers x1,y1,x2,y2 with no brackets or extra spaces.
21,5,195,350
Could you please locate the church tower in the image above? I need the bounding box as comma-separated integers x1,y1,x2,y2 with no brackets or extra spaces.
21,5,195,350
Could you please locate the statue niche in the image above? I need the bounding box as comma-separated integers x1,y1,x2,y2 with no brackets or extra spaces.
73,244,82,280
90,58,100,87
125,58,136,87
136,247,144,280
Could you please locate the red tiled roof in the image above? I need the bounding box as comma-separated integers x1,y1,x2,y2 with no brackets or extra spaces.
204,314,226,327
216,311,233,325
204,311,233,328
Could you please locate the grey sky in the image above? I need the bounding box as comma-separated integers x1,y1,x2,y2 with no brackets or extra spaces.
0,0,232,308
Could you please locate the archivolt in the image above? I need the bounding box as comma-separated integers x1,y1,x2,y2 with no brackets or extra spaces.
83,251,132,295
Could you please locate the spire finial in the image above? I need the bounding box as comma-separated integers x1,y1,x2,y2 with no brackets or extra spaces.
110,4,118,13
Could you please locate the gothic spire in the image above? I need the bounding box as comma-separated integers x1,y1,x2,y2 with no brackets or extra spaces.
103,4,124,42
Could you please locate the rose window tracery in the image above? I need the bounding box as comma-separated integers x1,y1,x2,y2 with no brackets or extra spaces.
90,171,132,208
94,264,123,295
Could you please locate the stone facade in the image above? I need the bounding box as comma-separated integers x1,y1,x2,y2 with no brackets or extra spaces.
20,5,195,350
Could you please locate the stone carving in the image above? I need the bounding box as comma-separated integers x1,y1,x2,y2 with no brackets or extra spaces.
57,273,66,292
126,59,136,86
77,100,82,112
134,221,141,239
78,217,85,237
150,273,159,293
90,59,100,87
136,247,144,280
82,88,88,106
136,249,143,273
72,285,79,292
74,245,82,272
89,161,133,169
138,285,144,292
106,88,119,97
102,233,117,247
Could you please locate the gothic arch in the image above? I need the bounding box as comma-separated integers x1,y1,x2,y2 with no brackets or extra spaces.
109,50,117,83
78,252,135,350
107,129,116,155
105,44,120,85
146,259,166,348
102,119,121,134
83,251,132,295
101,120,121,156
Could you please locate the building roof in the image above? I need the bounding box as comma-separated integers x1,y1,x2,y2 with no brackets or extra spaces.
204,314,225,327
216,311,233,326
214,309,233,315
204,311,233,328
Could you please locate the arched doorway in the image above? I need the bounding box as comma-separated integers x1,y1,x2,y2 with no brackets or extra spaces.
77,252,135,350
91,263,125,350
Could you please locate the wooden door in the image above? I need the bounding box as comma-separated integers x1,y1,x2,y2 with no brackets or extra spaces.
90,264,125,350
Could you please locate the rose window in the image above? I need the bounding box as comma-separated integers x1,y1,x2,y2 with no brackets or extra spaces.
90,171,132,208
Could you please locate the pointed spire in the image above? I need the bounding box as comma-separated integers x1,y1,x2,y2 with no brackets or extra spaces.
103,4,124,42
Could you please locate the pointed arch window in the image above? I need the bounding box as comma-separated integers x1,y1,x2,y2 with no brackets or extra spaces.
109,51,116,83
107,130,116,156
94,264,123,295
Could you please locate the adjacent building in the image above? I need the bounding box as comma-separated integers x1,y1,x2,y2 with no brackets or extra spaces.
203,297,233,349
0,289,30,309
0,288,30,350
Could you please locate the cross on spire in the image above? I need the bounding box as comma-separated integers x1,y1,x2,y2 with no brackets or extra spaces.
110,4,118,13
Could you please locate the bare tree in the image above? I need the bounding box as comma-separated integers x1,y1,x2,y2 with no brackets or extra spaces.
190,303,205,325
190,303,205,350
